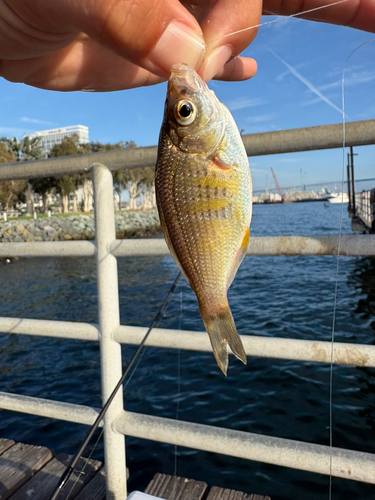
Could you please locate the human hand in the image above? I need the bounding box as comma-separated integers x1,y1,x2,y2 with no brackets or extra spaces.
0,0,373,93
0,0,260,91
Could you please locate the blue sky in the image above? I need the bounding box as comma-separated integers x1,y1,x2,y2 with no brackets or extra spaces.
1,13,374,192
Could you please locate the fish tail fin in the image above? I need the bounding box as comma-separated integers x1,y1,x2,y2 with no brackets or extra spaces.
200,304,247,376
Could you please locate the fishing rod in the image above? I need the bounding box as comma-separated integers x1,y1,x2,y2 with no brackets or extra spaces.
49,271,181,500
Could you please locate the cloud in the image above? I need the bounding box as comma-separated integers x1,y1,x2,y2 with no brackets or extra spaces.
318,69,375,92
246,113,277,124
269,49,348,118
226,97,265,111
20,117,53,125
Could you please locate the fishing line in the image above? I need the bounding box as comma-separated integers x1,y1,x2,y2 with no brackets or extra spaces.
65,426,104,500
49,271,182,500
220,0,349,40
174,291,183,478
65,341,149,500
328,37,375,500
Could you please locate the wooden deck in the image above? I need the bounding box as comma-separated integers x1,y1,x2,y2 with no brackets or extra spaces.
145,473,271,500
0,439,270,500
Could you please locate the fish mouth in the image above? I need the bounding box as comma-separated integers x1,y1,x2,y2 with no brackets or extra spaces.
168,63,206,97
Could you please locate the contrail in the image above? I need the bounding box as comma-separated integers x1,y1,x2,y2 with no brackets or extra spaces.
269,49,348,118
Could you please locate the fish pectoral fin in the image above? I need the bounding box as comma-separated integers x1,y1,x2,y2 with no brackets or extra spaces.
200,304,247,376
226,228,250,289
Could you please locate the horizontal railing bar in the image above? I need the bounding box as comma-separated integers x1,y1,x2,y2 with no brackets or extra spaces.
0,390,373,484
115,326,375,367
242,119,375,156
0,120,374,181
0,240,96,257
0,316,373,367
0,317,99,341
2,391,374,485
114,410,375,484
0,147,158,181
1,235,374,257
0,392,101,426
110,234,375,257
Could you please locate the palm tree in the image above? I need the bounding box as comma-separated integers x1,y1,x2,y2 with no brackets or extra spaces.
0,136,42,161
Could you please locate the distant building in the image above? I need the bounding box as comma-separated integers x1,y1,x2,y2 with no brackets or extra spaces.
30,125,89,157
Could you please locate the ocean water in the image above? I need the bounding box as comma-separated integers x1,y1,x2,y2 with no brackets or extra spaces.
0,201,375,500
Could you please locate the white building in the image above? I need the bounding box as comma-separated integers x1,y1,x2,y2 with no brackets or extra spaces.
30,125,89,157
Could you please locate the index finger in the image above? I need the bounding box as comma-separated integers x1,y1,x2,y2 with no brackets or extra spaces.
197,0,262,81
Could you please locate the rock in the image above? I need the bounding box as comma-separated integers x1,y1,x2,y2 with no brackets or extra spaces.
0,210,161,242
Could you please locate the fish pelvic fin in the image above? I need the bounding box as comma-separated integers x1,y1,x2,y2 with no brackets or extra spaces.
200,304,247,376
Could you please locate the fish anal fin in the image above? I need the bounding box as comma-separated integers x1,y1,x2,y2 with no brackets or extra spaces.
200,302,247,376
227,227,250,289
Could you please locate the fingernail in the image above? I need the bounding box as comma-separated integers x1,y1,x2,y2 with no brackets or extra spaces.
202,45,233,82
150,21,206,75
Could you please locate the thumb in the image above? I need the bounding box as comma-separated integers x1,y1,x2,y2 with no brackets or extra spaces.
44,0,207,78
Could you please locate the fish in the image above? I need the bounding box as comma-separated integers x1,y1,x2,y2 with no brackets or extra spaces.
155,63,252,375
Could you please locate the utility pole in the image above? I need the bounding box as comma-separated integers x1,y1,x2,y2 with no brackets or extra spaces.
348,146,358,216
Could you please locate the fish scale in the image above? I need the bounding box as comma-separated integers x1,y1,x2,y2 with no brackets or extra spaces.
156,63,252,375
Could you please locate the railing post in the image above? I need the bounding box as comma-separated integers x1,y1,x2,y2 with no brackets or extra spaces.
92,163,127,499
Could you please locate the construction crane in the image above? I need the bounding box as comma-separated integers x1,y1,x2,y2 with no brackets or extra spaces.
270,167,284,202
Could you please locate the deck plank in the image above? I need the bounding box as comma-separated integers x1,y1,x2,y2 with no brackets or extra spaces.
74,467,106,500
0,440,15,457
145,473,207,500
7,452,101,500
206,486,271,500
244,495,271,500
0,442,52,500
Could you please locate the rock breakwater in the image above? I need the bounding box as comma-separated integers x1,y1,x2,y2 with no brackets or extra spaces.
0,210,161,242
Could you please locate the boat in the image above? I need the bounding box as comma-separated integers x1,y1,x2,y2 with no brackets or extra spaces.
327,192,349,204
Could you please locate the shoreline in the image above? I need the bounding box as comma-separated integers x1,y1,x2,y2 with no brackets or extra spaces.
0,209,161,243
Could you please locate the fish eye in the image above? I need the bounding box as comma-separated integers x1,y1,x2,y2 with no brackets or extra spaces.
173,100,197,125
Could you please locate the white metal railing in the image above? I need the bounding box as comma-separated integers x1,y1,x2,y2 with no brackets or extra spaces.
1,161,375,499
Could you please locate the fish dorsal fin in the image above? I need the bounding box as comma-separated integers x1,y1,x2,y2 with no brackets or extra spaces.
226,228,250,289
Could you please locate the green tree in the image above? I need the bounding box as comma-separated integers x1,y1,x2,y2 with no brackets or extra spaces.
113,170,126,210
139,167,156,209
29,177,57,214
0,143,14,164
0,144,26,211
20,136,43,160
56,176,76,213
0,137,42,213
48,134,81,157
89,140,124,152
121,167,153,210
49,135,94,213
0,136,42,161
110,141,137,209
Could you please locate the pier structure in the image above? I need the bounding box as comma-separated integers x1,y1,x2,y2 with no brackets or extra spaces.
347,146,375,233
0,438,269,500
0,120,375,499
